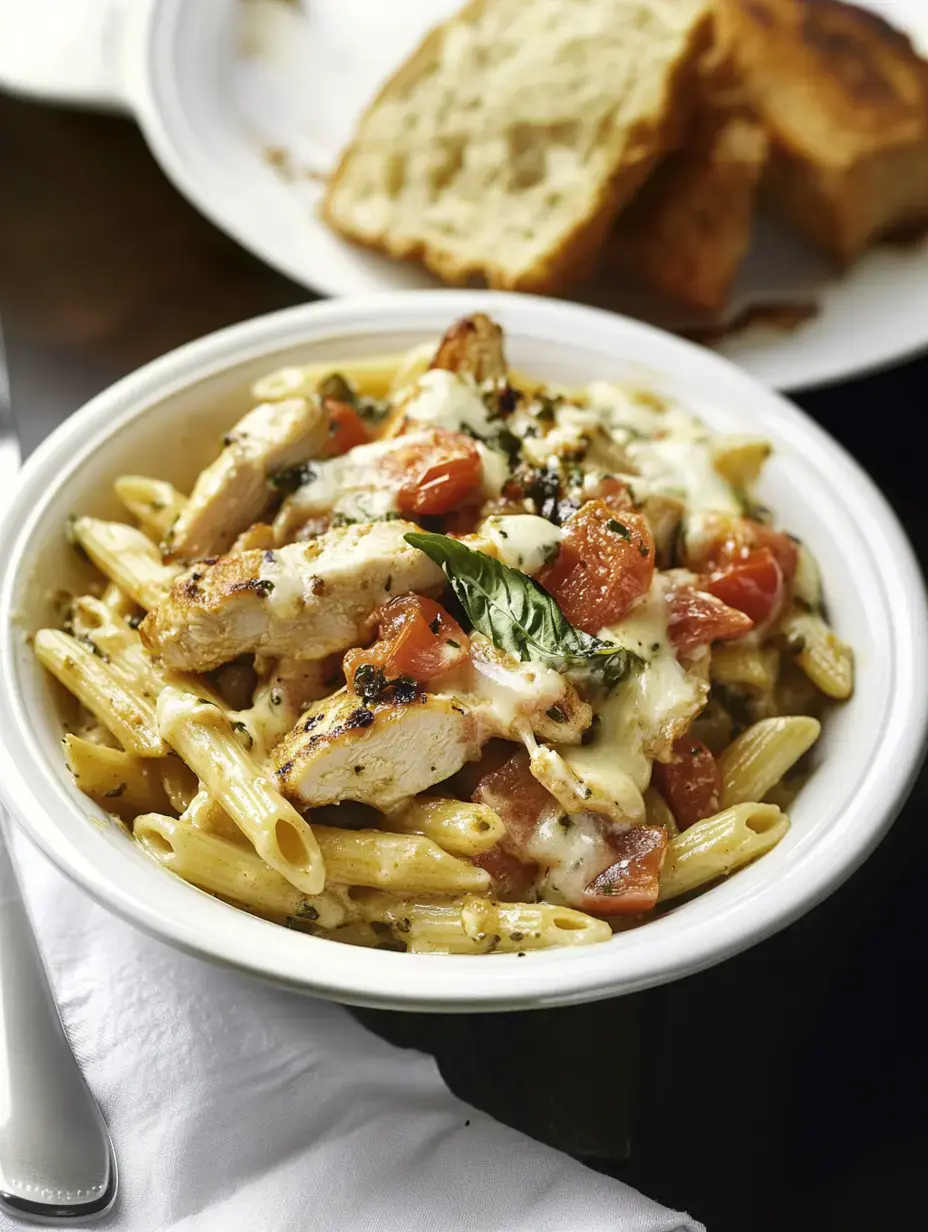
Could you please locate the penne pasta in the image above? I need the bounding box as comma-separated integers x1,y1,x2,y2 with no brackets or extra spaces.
134,814,349,927
380,797,505,856
782,607,854,700
159,758,200,814
310,827,490,895
711,435,771,488
644,785,678,836
69,595,160,695
720,715,821,808
114,475,189,542
100,581,138,620
353,892,612,953
182,788,247,843
156,687,325,895
659,803,790,901
251,355,406,403
63,735,172,818
35,629,166,757
710,643,780,695
71,517,178,610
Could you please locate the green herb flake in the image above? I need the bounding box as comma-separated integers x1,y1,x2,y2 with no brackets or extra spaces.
232,721,254,751
104,783,127,799
606,519,631,539
546,705,567,723
429,616,442,635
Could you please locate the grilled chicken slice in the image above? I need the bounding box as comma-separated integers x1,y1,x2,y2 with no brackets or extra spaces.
275,689,481,811
141,519,443,671
429,313,507,383
168,398,328,561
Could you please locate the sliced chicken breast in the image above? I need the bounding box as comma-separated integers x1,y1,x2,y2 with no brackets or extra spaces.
275,689,481,811
141,519,444,671
168,398,328,561
429,313,507,382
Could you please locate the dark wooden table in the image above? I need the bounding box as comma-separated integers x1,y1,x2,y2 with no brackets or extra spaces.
3,93,926,1232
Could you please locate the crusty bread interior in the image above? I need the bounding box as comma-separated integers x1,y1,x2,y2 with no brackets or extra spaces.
323,0,713,294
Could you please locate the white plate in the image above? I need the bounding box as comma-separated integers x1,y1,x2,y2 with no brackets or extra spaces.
1,0,927,390
0,290,926,1010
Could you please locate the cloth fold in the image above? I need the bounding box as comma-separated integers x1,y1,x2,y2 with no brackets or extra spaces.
1,825,702,1232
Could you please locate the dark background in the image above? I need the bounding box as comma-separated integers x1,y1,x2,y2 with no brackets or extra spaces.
2,94,925,1231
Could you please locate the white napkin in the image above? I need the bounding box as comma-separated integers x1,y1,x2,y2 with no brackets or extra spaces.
0,826,702,1232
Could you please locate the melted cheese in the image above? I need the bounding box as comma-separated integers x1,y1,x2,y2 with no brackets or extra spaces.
562,582,706,810
476,443,510,498
579,383,742,515
433,634,568,740
528,811,610,903
481,515,562,574
402,369,498,437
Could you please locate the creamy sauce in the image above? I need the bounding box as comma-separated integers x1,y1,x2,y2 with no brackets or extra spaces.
481,515,562,574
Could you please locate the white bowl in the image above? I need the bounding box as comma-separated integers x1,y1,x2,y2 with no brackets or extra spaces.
1,291,925,1011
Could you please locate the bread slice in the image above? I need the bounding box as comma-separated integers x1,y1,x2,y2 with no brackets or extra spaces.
715,0,928,263
323,0,713,293
604,49,769,313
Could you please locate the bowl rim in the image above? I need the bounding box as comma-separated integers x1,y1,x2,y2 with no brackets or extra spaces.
1,289,926,1011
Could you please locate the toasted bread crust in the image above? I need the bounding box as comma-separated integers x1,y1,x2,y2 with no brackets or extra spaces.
716,0,928,261
605,41,770,314
323,0,713,294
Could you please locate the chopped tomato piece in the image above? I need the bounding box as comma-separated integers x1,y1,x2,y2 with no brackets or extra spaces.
537,500,655,634
652,737,721,830
581,825,668,916
473,846,538,901
665,584,754,655
443,506,482,537
319,399,369,458
378,427,482,516
344,595,469,689
595,476,637,511
686,515,798,582
472,751,555,859
707,548,784,626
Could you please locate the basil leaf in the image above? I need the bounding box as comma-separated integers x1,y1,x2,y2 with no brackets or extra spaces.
405,532,634,688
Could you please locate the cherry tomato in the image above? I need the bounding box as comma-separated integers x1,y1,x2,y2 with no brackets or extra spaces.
580,825,668,916
652,736,721,830
537,500,655,634
378,427,482,516
707,548,785,625
319,399,369,458
344,595,469,689
686,515,798,582
665,585,754,655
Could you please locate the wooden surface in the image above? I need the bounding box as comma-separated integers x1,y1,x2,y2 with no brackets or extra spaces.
2,89,927,1232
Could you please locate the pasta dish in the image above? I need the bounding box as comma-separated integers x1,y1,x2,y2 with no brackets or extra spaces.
37,314,853,954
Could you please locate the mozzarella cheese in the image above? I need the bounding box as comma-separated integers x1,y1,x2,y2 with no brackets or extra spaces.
480,515,562,574
402,369,498,437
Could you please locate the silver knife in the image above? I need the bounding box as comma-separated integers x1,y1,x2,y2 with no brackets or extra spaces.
0,320,118,1224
